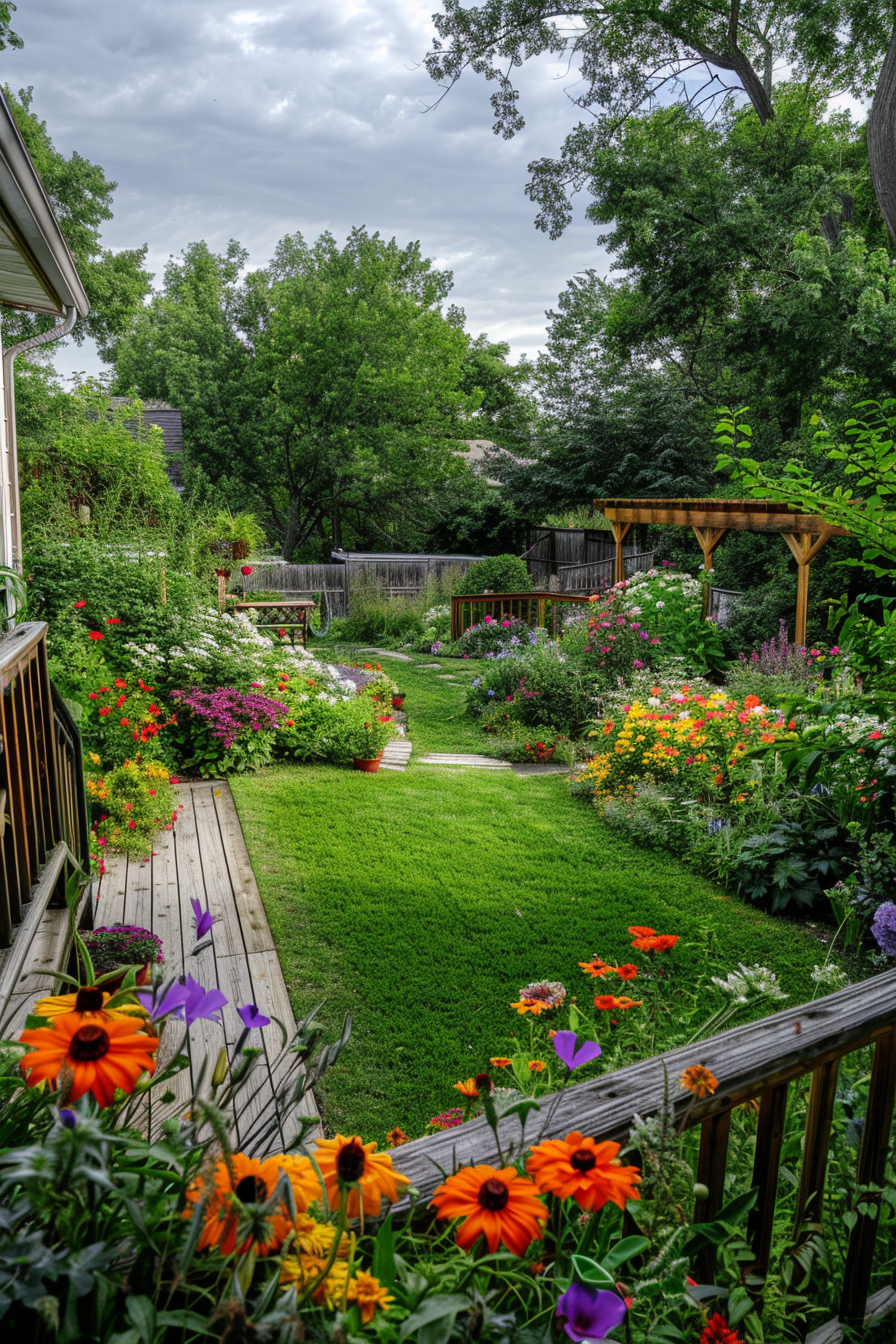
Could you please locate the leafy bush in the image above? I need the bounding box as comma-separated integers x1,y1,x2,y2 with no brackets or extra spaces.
169,687,287,774
453,614,535,656
735,816,851,912
458,553,529,594
595,569,726,673
82,676,174,763
87,759,178,859
725,619,836,703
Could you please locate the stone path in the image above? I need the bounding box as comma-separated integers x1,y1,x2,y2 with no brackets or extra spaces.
417,663,442,669
416,753,511,771
510,763,570,777
380,739,413,772
357,647,414,662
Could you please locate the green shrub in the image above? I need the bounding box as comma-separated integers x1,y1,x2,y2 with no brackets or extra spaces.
458,553,529,594
87,759,177,856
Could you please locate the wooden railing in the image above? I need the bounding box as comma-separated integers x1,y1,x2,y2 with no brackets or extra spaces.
392,973,896,1342
0,622,89,946
557,550,656,593
450,592,590,642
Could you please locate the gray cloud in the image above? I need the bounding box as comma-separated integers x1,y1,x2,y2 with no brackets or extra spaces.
8,0,607,380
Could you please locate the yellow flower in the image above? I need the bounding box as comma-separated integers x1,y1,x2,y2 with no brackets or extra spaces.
88,752,101,765
347,1270,394,1323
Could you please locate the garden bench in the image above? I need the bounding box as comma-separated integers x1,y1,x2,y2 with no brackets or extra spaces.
230,599,316,648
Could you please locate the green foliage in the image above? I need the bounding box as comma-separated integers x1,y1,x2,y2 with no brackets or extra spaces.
200,509,267,557
735,816,851,912
1,87,151,355
458,553,529,595
87,759,177,857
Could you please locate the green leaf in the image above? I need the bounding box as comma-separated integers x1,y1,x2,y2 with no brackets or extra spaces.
399,1294,469,1341
602,1235,650,1270
569,1254,616,1288
373,1214,396,1287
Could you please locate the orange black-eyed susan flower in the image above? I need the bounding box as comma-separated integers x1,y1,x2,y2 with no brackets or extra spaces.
615,964,639,981
430,1163,547,1255
386,1128,409,1148
490,1057,513,1069
526,1132,640,1211
313,1134,410,1218
528,1060,546,1073
347,1271,393,1323
680,1064,719,1100
511,999,546,1014
18,1011,158,1107
627,926,656,938
578,958,613,979
594,995,642,1011
184,1153,291,1256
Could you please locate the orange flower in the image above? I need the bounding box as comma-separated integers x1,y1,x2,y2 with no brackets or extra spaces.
526,1132,641,1210
277,1153,325,1209
615,964,639,981
628,926,656,937
594,995,642,1011
490,1057,513,1069
430,1163,547,1255
184,1152,291,1256
528,1060,546,1073
578,958,613,978
19,1011,158,1107
511,999,546,1014
386,1128,409,1148
454,1077,480,1099
680,1064,719,1100
631,933,679,953
313,1134,410,1218
33,985,145,1023
743,695,761,710
347,1271,393,1323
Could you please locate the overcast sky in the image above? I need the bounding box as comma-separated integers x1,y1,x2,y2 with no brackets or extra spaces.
7,0,607,381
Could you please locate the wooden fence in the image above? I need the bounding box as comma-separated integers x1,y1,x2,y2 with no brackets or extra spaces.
392,972,896,1341
231,558,480,618
450,592,590,641
557,551,656,593
0,623,90,946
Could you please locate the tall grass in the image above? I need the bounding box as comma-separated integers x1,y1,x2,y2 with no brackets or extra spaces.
340,567,462,644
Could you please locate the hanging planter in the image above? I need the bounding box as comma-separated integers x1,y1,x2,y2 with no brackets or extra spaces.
353,753,384,773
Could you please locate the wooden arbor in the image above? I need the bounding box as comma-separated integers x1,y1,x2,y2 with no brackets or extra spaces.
597,499,849,645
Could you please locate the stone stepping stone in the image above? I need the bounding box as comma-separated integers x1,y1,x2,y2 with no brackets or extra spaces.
380,739,413,772
437,675,460,680
510,762,570,777
357,647,414,662
417,663,442,669
416,753,510,770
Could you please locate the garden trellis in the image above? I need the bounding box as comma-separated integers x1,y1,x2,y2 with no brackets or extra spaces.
597,499,850,645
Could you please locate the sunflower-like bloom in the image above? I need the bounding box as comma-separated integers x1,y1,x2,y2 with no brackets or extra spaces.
511,999,546,1015
490,1057,513,1069
313,1134,411,1218
680,1064,719,1100
33,985,146,1023
184,1153,291,1256
347,1271,393,1323
277,1153,324,1210
454,1077,480,1099
631,933,679,953
526,1132,641,1211
594,995,642,1011
281,1253,351,1307
430,1163,547,1256
19,1011,158,1107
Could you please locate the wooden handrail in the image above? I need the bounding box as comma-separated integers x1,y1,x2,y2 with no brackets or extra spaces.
392,972,896,1337
450,592,590,641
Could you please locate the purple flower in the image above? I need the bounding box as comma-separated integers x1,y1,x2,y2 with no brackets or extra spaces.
190,898,216,941
872,902,896,957
556,1283,627,1341
58,1109,77,1129
238,1003,271,1030
182,976,228,1025
137,981,189,1019
552,1030,602,1071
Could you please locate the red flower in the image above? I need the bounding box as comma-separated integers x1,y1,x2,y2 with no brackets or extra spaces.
73,600,87,610
120,718,129,727
98,707,111,717
148,704,159,715
700,1316,741,1344
114,679,127,690
89,632,103,641
105,617,121,625
128,820,136,829
241,565,253,576
116,696,126,708
88,692,98,701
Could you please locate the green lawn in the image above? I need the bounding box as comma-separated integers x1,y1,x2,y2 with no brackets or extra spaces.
232,655,831,1143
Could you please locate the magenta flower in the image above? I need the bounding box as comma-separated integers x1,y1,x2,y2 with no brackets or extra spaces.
552,1030,602,1071
556,1283,627,1340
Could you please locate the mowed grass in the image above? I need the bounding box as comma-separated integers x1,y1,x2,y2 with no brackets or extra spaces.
232,662,830,1143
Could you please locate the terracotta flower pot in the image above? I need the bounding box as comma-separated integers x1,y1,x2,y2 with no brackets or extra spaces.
231,540,249,560
353,753,384,773
99,962,152,993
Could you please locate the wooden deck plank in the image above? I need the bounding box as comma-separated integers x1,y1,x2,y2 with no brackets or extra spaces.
211,785,276,955
191,786,247,962
98,850,129,925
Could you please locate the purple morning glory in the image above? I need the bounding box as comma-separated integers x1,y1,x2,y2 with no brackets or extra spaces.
181,976,227,1026
237,1003,271,1030
553,1030,602,1072
556,1283,627,1341
190,898,216,941
136,981,189,1020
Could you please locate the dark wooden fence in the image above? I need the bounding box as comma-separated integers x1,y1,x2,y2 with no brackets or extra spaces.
450,592,590,641
392,973,896,1342
0,623,89,947
557,551,656,593
231,558,481,618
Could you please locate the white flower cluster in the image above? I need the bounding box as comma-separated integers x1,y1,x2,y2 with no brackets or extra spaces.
811,963,850,991
422,604,450,624
711,963,788,1004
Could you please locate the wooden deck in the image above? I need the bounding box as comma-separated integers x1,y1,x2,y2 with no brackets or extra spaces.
99,781,319,1152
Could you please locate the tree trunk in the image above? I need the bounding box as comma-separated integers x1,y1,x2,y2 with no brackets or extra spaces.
281,498,300,561
868,14,896,242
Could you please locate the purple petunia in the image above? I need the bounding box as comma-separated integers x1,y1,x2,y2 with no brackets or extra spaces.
872,902,896,957
556,1283,627,1341
552,1030,602,1072
170,688,287,750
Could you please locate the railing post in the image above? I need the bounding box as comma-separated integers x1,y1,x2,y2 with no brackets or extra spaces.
794,1058,841,1240
693,1108,732,1283
840,1031,896,1328
747,1084,788,1277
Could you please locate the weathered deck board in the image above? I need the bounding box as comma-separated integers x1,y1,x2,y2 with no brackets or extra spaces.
98,781,319,1153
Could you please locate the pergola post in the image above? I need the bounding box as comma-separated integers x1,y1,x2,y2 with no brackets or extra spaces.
610,521,632,585
781,532,832,646
691,526,728,615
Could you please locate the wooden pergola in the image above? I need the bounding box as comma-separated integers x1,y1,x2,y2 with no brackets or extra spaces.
596,499,850,645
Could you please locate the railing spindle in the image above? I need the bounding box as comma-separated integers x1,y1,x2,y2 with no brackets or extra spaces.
794,1057,842,1239
747,1084,788,1275
693,1108,732,1282
840,1032,896,1327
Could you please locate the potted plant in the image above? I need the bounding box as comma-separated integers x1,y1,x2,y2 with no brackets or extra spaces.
82,925,164,989
351,716,396,772
203,511,267,565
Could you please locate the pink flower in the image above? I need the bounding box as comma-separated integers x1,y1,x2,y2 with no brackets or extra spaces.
830,646,840,654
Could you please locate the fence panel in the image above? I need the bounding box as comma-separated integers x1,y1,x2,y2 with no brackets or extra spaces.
450,591,590,641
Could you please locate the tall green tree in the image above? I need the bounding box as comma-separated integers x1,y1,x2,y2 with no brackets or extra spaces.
2,87,152,354
114,229,514,558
